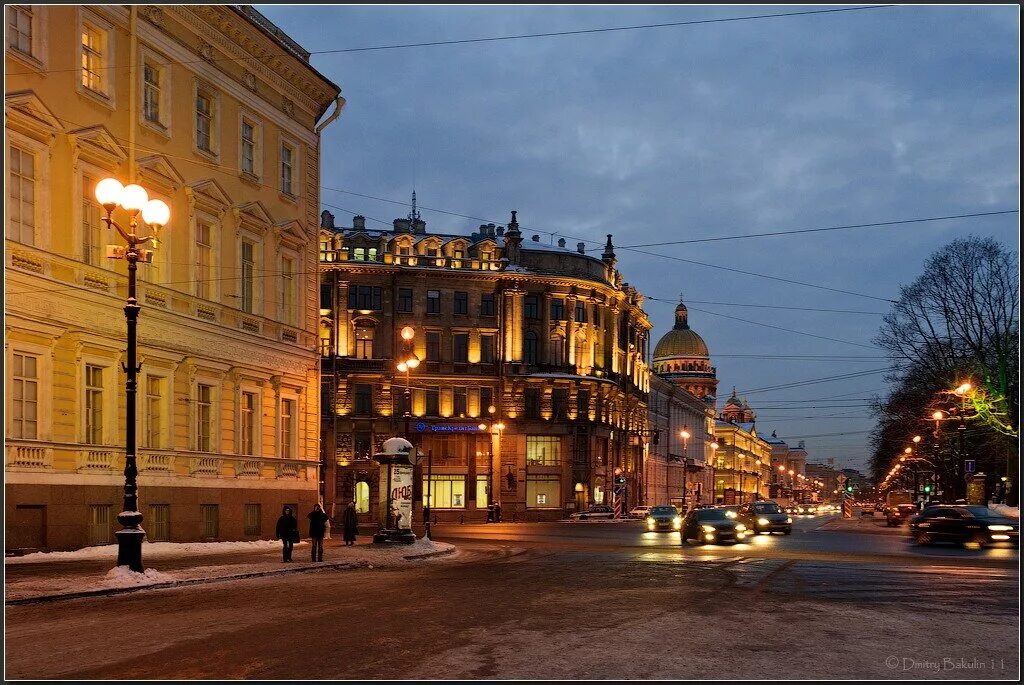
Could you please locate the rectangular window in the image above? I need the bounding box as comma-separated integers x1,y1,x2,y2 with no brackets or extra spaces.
454,291,468,315
81,177,103,266
526,436,561,466
354,326,374,360
479,334,495,364
479,387,493,415
526,475,561,509
85,364,104,444
200,504,219,539
8,145,35,244
452,250,464,268
148,504,170,542
7,6,33,54
241,119,256,175
354,432,372,460
11,352,39,440
240,240,255,313
145,376,164,448
280,257,295,325
551,299,565,321
397,288,413,313
196,383,213,452
240,391,256,455
524,295,539,320
353,247,365,261
281,398,295,459
347,285,382,311
88,504,112,546
480,293,495,317
426,290,441,314
426,332,441,362
575,301,587,323
354,384,372,415
280,143,294,194
196,91,214,152
195,220,213,299
523,333,538,365
81,23,105,93
243,504,261,536
423,475,466,509
453,387,468,417
476,475,489,507
425,388,440,417
393,388,411,417
143,61,161,123
552,389,569,420
453,333,469,363
524,388,542,419
577,389,590,419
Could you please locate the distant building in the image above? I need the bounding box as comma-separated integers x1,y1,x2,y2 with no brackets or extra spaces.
651,298,718,401
713,391,771,503
647,375,715,509
805,462,841,495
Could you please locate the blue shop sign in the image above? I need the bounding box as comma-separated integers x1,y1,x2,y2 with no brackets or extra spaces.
415,422,483,433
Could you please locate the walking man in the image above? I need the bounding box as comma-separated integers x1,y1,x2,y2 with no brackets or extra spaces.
308,502,330,562
342,501,359,546
275,506,298,562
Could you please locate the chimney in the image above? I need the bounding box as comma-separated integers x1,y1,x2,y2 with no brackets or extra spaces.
412,218,426,234
577,242,586,254
394,218,411,233
532,234,540,242
320,210,335,230
352,215,365,230
497,227,505,237
557,238,566,248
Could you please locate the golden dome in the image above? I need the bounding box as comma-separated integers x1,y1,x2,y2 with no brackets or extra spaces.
652,299,709,359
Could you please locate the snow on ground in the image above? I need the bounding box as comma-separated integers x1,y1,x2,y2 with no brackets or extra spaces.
100,567,176,588
988,504,1019,519
6,539,294,564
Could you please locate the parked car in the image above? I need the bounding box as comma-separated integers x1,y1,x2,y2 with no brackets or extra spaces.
681,507,749,544
885,503,919,527
909,505,1019,547
629,506,652,520
738,500,792,535
644,505,682,532
570,505,615,521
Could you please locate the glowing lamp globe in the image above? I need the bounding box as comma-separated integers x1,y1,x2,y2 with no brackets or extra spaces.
142,199,170,227
95,178,124,208
396,361,408,373
405,355,420,369
401,326,415,341
120,184,149,213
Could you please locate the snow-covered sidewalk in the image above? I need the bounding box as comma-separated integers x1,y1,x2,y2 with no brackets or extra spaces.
5,538,455,604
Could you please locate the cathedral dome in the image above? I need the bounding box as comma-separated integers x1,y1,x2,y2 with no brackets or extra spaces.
652,301,709,359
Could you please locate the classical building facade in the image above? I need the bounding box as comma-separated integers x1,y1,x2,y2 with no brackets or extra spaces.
712,392,771,503
319,211,652,523
5,5,341,550
646,374,715,509
651,299,719,401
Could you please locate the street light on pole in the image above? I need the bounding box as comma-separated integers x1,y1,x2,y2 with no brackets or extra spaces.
95,178,170,574
680,428,691,509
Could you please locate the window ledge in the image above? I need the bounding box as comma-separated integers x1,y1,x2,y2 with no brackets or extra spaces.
141,118,171,140
239,171,262,187
7,49,46,74
194,146,220,163
77,85,115,111
279,190,298,204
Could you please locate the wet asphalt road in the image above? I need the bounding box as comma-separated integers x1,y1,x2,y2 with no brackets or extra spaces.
4,515,1019,679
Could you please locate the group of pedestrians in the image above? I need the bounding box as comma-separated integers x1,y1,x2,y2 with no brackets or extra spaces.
274,501,360,563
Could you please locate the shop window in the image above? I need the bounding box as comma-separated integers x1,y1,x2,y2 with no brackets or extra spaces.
526,436,561,466
526,475,560,509
355,481,370,513
424,475,466,509
476,475,489,506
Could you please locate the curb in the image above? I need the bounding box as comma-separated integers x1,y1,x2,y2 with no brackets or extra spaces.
6,547,456,606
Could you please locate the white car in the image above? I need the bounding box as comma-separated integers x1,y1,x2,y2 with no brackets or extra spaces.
629,506,652,519
570,505,616,520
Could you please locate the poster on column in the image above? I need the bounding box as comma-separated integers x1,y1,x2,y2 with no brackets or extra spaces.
391,463,414,529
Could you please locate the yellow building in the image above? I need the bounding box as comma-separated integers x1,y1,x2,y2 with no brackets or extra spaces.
712,392,772,503
5,5,341,550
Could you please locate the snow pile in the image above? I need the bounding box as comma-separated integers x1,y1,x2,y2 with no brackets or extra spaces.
408,538,455,554
7,539,291,565
988,503,1019,519
100,566,176,588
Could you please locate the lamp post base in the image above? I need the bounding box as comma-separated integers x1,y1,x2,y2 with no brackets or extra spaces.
372,528,417,544
114,527,146,572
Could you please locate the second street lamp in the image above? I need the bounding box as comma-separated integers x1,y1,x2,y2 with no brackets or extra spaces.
95,178,170,574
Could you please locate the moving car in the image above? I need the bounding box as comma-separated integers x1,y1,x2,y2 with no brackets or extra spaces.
738,500,792,535
787,503,816,516
681,507,749,544
885,503,919,527
629,506,652,519
909,505,1019,547
645,505,682,532
570,505,615,520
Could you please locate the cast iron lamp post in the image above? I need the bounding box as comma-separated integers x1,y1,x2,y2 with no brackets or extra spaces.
95,178,170,573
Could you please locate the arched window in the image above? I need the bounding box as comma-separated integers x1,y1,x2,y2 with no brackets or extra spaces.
523,331,538,365
355,481,370,513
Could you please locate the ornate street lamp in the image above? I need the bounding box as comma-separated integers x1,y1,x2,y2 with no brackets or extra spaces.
95,178,170,573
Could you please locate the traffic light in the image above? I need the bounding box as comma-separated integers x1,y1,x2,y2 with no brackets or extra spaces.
615,475,626,485
923,484,932,494
845,484,854,493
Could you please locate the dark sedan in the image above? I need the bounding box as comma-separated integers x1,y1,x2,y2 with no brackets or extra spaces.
885,503,919,527
909,505,1019,548
644,505,683,532
739,501,792,535
681,507,750,545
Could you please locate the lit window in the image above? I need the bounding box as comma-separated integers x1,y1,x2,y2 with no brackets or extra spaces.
11,352,39,439
423,475,466,509
355,325,374,360
526,475,561,509
7,145,35,244
82,175,103,265
81,23,105,93
526,436,560,466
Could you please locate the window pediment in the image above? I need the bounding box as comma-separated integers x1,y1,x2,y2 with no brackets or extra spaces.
186,179,232,216
233,201,274,235
137,155,185,194
5,91,62,143
67,125,127,168
275,219,306,251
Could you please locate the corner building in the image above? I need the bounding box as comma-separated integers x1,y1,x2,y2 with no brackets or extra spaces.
319,211,651,523
5,6,340,550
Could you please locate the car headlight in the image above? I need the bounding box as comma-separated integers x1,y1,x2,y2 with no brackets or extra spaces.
673,516,682,527
758,517,770,525
646,517,655,524
725,510,737,518
988,525,1013,531
786,517,793,523
735,523,747,532
701,524,716,533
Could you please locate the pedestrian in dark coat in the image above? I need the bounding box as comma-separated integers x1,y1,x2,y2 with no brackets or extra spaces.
308,503,330,562
275,506,298,562
342,501,359,545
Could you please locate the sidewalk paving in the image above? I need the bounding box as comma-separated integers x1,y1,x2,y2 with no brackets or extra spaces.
4,537,455,605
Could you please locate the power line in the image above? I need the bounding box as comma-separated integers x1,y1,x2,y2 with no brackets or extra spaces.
646,295,886,315
737,368,889,394
6,6,896,77
688,306,881,349
610,210,1019,249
